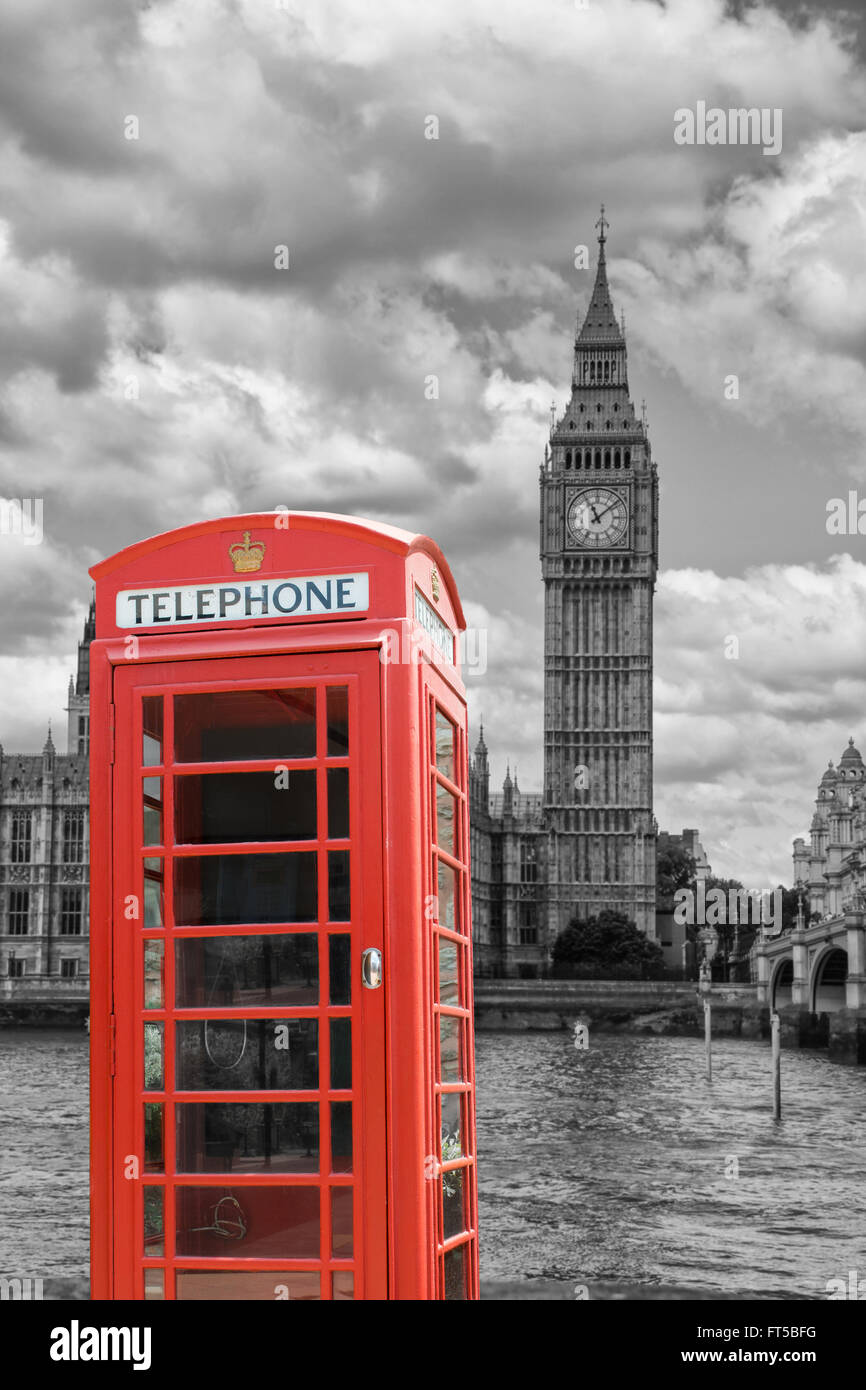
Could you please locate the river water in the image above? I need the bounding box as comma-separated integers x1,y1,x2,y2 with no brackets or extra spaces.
1,1028,864,1297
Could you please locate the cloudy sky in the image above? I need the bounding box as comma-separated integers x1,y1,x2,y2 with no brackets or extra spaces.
1,0,865,885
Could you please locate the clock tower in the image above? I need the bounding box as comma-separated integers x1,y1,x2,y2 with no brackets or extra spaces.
540,210,658,940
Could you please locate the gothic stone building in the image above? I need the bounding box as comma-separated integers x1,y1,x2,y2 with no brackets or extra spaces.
471,217,659,977
0,605,92,1009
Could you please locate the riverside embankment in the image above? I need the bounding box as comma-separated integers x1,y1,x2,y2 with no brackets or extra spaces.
474,978,764,1037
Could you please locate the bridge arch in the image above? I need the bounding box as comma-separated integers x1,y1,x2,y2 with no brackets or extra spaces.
811,946,848,1013
771,958,793,1011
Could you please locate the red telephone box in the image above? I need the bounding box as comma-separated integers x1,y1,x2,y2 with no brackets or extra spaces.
89,511,479,1301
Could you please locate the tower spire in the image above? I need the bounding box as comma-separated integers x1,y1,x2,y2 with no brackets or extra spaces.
577,207,623,346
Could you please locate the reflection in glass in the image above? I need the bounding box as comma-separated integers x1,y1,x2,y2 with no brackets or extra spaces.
176,1102,319,1173
326,687,349,755
329,935,350,1005
175,1186,320,1258
436,783,457,856
330,1019,351,1090
144,866,164,929
331,1188,353,1257
175,689,316,763
440,1014,463,1083
437,860,458,931
176,1019,318,1091
328,851,350,921
143,1187,164,1256
143,778,163,847
144,939,164,1009
443,1244,467,1300
144,1103,164,1172
142,697,163,767
442,1170,465,1241
435,710,454,781
176,1271,320,1301
144,1022,164,1090
174,852,317,925
438,938,459,1008
440,1092,462,1157
331,1102,352,1174
327,768,349,840
176,934,318,1007
332,1271,354,1300
144,1269,165,1301
175,771,316,844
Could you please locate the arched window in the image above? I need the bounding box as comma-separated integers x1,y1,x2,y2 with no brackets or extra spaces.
568,420,575,430
594,449,601,468
613,403,618,412
604,450,611,468
590,362,596,382
603,361,609,382
565,451,572,468
614,449,621,468
575,450,582,467
624,449,631,467
579,404,585,413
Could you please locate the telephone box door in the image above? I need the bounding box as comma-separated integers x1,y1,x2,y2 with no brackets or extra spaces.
110,651,386,1300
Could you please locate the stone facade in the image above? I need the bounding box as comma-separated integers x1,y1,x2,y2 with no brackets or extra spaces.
471,217,658,976
0,604,92,1007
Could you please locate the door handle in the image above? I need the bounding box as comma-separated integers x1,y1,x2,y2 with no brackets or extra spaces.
361,948,383,989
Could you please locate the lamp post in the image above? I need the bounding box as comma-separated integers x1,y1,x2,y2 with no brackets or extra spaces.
698,958,712,1081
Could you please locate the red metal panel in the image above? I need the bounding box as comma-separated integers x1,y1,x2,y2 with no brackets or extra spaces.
104,652,387,1300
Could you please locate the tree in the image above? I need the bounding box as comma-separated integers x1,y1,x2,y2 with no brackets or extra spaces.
552,909,666,980
656,844,696,902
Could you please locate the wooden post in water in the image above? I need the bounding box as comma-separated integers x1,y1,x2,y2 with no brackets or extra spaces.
771,1012,781,1120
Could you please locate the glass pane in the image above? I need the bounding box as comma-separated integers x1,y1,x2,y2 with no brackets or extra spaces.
331,1188,353,1257
143,778,163,847
176,1019,318,1090
438,938,459,1008
174,852,317,925
144,940,164,1009
144,1022,164,1090
437,860,458,931
176,934,318,1007
144,1103,164,1172
144,873,164,928
175,771,316,844
176,1102,319,1173
328,851,350,921
175,688,316,763
144,1269,164,1301
143,1187,164,1256
326,687,349,755
142,697,163,767
175,1186,320,1258
436,783,457,856
332,1271,353,1300
442,1169,465,1241
330,1018,351,1090
176,1271,320,1301
443,1244,467,1301
435,710,454,781
327,768,349,840
331,1101,352,1174
329,935,350,1005
440,1014,464,1083
440,1092,462,1158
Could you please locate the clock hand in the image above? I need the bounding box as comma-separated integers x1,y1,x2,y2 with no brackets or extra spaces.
589,506,602,524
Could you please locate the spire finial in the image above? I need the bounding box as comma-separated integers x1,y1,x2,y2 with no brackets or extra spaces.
595,204,609,244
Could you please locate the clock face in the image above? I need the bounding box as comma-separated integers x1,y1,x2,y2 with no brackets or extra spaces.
566,487,629,549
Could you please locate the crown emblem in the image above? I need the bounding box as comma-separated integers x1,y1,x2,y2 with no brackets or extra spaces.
431,567,440,602
228,531,266,573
